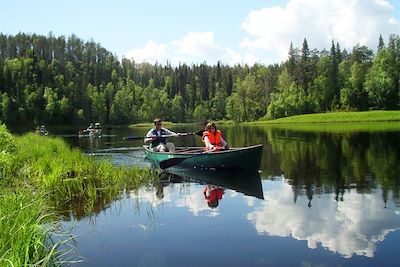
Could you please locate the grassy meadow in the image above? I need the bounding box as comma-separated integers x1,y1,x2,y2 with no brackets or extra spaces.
256,110,400,124
130,111,400,129
0,124,156,266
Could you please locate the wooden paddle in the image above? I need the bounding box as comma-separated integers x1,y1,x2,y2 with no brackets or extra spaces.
123,130,204,140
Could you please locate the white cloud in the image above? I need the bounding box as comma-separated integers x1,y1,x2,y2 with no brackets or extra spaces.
124,31,260,66
241,0,399,62
124,0,398,66
124,40,170,65
247,181,400,258
129,185,173,207
172,32,223,57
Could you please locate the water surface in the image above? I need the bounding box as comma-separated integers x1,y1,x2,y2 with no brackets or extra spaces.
26,124,400,266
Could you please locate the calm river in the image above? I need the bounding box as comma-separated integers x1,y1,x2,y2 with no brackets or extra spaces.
50,124,400,266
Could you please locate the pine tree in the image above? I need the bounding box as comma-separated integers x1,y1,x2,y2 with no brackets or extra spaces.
299,38,311,94
336,42,342,64
287,42,297,78
329,40,339,108
378,34,385,52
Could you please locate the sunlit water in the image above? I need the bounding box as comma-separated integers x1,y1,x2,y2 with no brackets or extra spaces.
19,125,400,266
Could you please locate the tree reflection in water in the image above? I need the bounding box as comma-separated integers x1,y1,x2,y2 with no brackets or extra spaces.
246,127,400,209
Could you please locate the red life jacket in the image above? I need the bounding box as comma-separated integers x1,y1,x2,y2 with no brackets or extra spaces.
203,186,224,208
202,130,222,150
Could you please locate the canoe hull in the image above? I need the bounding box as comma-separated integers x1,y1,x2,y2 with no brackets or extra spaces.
144,144,263,171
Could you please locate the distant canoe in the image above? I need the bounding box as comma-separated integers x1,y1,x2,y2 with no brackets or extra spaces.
79,129,102,138
144,144,263,171
89,130,101,137
35,130,48,136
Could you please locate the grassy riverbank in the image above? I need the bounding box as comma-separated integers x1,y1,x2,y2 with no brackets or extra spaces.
252,121,400,133
254,110,400,124
241,111,400,132
0,124,156,266
130,111,400,128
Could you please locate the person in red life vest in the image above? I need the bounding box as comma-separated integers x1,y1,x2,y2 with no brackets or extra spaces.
144,118,182,152
202,122,229,151
203,184,224,208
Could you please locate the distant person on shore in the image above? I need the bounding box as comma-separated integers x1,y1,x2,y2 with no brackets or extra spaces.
144,118,181,152
202,122,229,151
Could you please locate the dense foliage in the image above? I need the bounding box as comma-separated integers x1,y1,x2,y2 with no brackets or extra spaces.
0,33,399,124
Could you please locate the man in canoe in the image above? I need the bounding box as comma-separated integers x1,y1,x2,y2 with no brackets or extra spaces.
86,123,95,131
144,118,182,152
202,122,229,151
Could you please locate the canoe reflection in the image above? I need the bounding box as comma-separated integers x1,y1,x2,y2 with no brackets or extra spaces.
162,168,264,201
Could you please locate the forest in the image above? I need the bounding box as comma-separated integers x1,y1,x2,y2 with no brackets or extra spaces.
0,32,399,125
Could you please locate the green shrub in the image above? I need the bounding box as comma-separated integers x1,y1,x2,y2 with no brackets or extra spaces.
0,124,16,181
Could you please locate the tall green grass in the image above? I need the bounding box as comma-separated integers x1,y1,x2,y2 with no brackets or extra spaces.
12,133,156,206
0,190,60,266
0,124,157,265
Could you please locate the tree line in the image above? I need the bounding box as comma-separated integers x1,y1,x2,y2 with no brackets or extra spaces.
0,32,399,125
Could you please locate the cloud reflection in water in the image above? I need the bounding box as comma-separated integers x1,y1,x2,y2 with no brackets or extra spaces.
247,179,400,258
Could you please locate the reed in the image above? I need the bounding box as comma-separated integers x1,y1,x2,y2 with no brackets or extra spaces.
12,133,155,205
0,125,157,265
0,190,61,266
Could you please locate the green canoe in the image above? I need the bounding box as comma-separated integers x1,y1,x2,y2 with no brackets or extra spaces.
143,144,263,171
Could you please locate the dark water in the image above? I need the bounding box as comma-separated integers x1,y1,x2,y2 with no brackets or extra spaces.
32,125,400,266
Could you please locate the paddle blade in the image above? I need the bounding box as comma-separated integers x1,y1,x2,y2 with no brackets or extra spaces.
194,130,204,136
159,157,188,169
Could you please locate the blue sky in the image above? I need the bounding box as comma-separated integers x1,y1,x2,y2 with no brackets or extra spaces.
1,0,399,65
